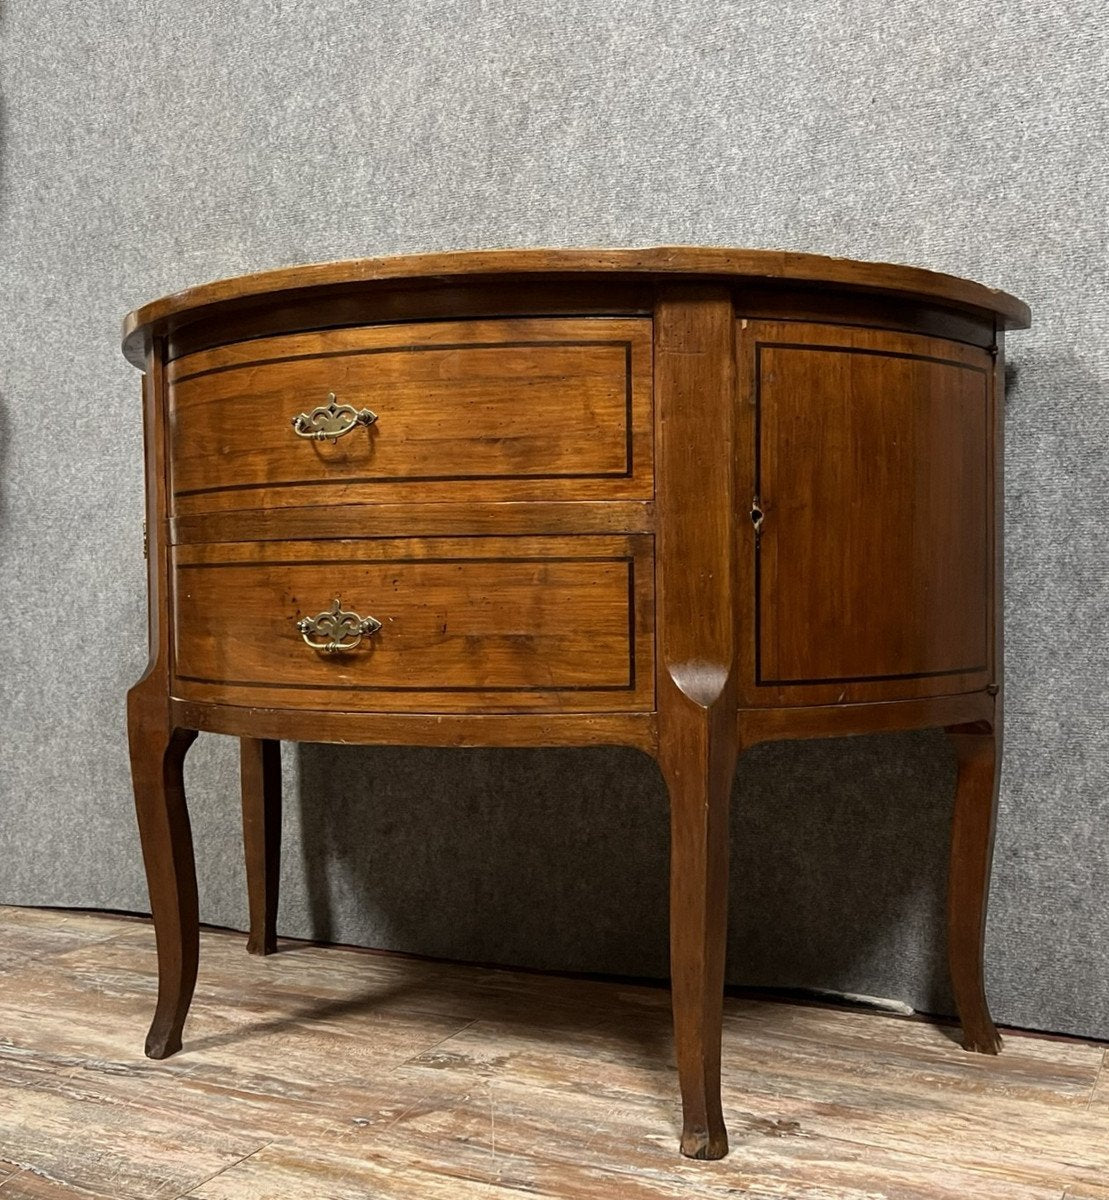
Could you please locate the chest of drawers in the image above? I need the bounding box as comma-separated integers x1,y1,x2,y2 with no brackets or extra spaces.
123,247,1029,1159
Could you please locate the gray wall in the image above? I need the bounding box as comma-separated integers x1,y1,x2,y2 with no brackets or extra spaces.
1,1,1106,1040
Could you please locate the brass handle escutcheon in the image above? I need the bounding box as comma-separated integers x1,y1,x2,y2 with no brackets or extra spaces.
297,598,382,654
291,393,377,441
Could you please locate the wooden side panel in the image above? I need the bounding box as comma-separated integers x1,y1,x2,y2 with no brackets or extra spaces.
739,321,992,707
173,536,654,713
169,318,653,512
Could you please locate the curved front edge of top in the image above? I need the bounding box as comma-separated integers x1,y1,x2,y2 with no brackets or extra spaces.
120,246,1031,369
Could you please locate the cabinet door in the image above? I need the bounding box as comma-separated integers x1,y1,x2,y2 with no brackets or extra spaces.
739,321,994,707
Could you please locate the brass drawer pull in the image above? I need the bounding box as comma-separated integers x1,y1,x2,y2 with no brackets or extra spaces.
291,393,377,442
297,598,382,654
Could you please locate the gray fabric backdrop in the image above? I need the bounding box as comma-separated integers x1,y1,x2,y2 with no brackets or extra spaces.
0,1,1106,1040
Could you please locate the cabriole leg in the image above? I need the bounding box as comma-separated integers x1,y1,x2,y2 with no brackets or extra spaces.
240,737,282,956
127,686,198,1060
945,720,1002,1054
661,704,735,1160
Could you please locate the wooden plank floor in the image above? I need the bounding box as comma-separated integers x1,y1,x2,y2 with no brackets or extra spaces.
0,906,1105,1199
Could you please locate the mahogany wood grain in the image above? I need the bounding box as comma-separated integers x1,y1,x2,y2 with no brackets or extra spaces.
738,321,992,707
154,278,1000,372
655,288,738,1160
239,738,281,957
168,318,652,513
737,692,994,746
173,535,654,713
164,278,655,364
127,343,200,1060
135,351,172,675
991,329,1005,703
122,246,1030,367
171,500,654,545
734,285,996,348
946,718,1003,1054
123,250,1030,1161
173,703,658,753
126,712,197,1059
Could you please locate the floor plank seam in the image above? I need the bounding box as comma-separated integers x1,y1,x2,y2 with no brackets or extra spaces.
1085,1050,1106,1111
0,1171,28,1196
395,1017,482,1072
177,1141,274,1198
1,1166,102,1198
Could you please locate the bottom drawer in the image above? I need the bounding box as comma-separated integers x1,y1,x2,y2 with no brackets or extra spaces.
173,535,654,713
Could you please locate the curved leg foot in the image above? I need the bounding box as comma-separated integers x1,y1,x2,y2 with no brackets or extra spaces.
128,687,198,1060
240,738,282,956
946,721,1002,1055
146,1014,187,1061
680,1122,729,1163
662,703,735,1161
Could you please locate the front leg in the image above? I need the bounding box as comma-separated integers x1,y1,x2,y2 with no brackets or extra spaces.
945,720,1002,1054
660,697,736,1160
127,683,198,1059
653,286,739,1158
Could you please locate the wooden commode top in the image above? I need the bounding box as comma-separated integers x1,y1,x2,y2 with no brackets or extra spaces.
123,247,1029,1160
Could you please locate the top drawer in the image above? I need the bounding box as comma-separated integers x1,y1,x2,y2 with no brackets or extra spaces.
168,317,653,514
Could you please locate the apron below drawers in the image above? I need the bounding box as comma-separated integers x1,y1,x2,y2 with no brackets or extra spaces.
172,535,654,713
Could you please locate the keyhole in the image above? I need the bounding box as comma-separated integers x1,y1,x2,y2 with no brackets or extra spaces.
750,503,764,535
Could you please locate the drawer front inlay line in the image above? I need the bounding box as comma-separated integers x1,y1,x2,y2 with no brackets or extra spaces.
174,339,634,496
173,535,652,712
169,319,652,512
